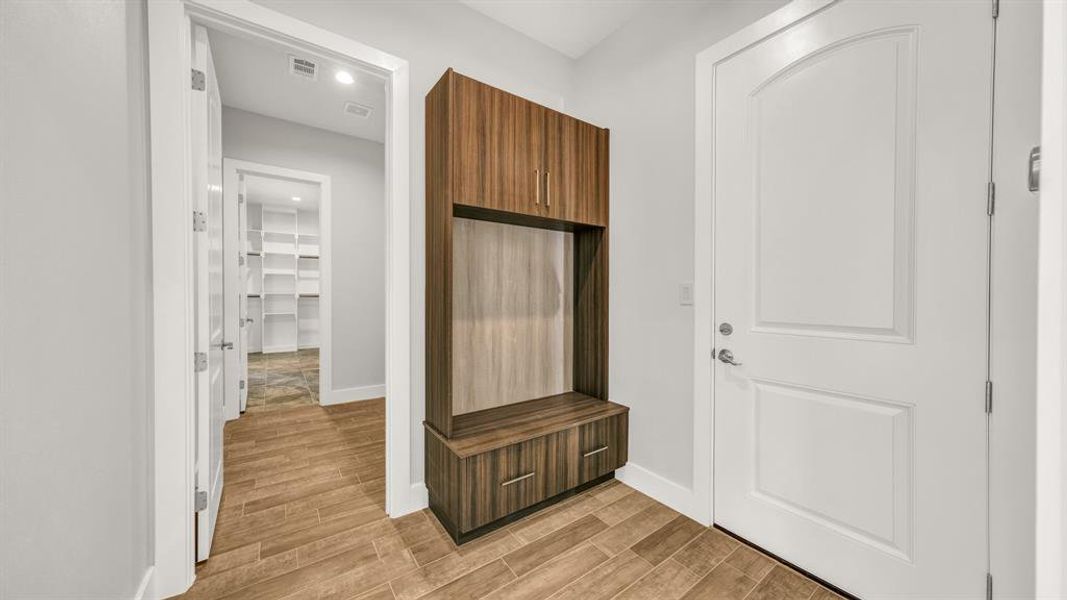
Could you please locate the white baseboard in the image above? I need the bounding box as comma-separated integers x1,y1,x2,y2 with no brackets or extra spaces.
133,566,154,600
616,462,711,526
388,482,429,518
320,383,386,406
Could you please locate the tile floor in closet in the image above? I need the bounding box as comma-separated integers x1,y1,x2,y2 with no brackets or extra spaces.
183,350,836,599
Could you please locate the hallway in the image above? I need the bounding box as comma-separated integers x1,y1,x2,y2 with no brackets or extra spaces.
184,397,836,600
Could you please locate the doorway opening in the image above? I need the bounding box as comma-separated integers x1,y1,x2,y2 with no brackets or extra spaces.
147,2,414,596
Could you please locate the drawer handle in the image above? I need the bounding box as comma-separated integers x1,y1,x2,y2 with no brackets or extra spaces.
501,472,536,487
583,446,609,458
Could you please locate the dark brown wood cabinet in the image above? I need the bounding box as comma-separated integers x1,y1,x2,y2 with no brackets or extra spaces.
447,70,607,226
425,68,624,544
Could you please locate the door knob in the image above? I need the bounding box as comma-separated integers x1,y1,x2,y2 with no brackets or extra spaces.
717,348,742,366
221,341,234,350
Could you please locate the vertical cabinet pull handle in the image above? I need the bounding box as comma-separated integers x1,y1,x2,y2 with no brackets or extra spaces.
546,171,551,207
535,169,540,205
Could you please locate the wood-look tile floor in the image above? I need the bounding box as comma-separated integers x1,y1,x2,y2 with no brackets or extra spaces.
183,364,838,600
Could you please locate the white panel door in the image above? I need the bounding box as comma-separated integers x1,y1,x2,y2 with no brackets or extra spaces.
239,175,249,414
223,165,241,423
192,24,225,562
712,2,991,597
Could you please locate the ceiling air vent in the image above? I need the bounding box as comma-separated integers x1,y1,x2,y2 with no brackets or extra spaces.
287,55,318,80
343,101,374,119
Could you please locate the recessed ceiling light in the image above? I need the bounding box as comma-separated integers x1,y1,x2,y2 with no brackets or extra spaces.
334,70,354,85
291,196,302,202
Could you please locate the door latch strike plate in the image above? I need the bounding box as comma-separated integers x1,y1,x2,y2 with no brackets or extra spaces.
195,489,208,512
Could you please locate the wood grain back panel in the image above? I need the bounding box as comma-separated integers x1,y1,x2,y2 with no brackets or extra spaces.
452,218,574,415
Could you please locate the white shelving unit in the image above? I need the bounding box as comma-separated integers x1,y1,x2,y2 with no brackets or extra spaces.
244,203,320,353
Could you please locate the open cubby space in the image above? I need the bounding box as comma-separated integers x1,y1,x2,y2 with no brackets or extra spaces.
262,314,297,353
298,297,320,348
263,273,296,294
451,218,574,415
263,293,296,315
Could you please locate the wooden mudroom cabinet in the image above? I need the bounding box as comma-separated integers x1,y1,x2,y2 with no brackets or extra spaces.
449,70,608,227
425,68,625,543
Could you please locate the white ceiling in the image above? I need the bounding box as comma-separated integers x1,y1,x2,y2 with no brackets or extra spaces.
459,0,654,59
245,175,321,210
208,28,387,143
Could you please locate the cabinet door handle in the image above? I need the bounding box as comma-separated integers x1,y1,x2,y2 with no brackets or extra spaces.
583,446,608,458
546,171,551,207
535,169,540,205
501,472,536,487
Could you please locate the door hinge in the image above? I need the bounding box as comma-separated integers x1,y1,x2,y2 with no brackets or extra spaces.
239,254,246,266
194,352,208,373
985,380,994,414
238,192,245,204
1029,146,1041,192
992,0,999,19
193,210,207,232
191,68,206,91
987,181,996,216
987,572,993,600
195,488,208,512
239,379,246,390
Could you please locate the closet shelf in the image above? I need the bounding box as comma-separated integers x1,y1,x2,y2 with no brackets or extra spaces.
263,269,296,276
299,255,320,259
263,312,296,318
440,392,628,458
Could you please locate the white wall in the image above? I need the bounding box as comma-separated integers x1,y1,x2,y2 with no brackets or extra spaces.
565,2,786,500
223,107,386,395
249,0,575,489
0,0,153,597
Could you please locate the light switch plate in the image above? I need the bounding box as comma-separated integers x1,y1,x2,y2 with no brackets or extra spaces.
679,282,694,306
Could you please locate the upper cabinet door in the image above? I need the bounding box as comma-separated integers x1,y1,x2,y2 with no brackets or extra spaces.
547,114,606,226
452,73,544,218
447,71,606,226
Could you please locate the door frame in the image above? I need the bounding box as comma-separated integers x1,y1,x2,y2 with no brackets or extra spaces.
1036,0,1067,594
146,1,414,596
222,159,332,420
694,0,1040,593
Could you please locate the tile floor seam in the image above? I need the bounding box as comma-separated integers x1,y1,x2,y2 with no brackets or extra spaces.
738,560,771,600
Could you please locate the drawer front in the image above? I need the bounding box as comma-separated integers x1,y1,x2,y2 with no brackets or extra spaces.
463,430,570,531
577,414,628,485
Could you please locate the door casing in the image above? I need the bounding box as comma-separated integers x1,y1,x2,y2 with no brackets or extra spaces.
146,1,415,596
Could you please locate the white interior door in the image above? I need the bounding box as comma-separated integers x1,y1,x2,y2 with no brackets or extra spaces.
223,165,241,422
238,174,249,414
192,24,225,562
711,2,991,597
